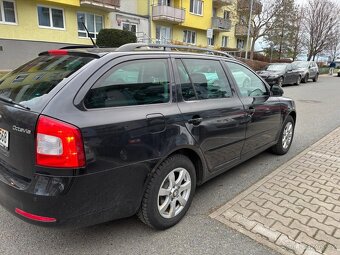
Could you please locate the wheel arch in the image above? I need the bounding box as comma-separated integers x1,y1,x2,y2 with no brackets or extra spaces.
289,110,297,125
148,146,206,187
167,148,205,186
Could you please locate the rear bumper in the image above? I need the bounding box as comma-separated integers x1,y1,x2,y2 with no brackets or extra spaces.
0,163,149,228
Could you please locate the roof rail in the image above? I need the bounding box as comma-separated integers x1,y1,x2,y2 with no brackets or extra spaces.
115,43,234,59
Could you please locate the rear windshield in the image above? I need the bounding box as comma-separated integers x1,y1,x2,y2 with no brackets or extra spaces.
0,55,94,109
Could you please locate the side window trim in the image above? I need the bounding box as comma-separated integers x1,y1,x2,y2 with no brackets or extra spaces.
83,57,172,109
174,56,234,102
223,60,270,98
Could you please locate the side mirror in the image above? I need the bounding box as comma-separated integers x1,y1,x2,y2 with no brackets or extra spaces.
271,85,284,96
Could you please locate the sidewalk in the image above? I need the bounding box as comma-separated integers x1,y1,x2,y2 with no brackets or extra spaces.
210,127,340,255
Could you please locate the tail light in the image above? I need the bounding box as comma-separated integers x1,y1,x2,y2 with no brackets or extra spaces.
36,116,85,168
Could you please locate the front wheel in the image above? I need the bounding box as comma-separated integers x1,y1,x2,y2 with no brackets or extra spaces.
303,73,309,83
138,154,196,229
313,73,319,82
271,116,295,155
295,76,301,85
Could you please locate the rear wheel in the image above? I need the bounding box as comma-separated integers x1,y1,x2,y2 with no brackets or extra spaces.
303,73,309,83
313,73,319,82
138,154,196,229
271,116,295,155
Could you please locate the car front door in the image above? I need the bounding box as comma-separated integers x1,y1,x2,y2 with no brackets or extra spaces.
173,57,247,171
224,61,282,157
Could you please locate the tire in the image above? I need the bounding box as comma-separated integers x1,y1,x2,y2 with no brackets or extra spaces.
271,115,295,155
313,73,319,82
302,73,309,83
277,77,284,87
295,76,301,85
138,154,196,230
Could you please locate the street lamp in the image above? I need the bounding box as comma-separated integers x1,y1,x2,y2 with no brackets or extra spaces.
245,0,254,59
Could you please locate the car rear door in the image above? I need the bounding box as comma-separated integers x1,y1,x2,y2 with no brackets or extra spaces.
309,62,317,78
173,56,247,171
224,61,282,157
47,54,183,176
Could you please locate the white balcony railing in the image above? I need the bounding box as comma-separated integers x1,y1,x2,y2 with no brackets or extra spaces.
152,5,185,24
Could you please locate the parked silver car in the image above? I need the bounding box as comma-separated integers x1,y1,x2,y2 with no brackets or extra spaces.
292,61,319,83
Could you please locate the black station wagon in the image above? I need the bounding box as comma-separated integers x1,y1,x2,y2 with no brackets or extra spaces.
0,43,296,229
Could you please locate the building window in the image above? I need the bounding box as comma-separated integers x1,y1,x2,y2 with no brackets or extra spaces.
158,0,170,6
156,26,171,44
208,35,215,46
237,39,245,49
190,0,203,15
0,0,16,24
222,36,228,47
223,11,230,19
183,30,196,44
77,12,103,39
37,6,64,29
122,22,137,33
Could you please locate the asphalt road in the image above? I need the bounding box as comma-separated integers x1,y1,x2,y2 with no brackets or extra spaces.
1,76,340,255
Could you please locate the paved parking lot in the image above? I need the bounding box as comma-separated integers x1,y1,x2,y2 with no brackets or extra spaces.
211,126,340,255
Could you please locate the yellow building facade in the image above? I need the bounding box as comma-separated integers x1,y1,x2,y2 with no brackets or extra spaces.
145,0,251,50
0,0,118,69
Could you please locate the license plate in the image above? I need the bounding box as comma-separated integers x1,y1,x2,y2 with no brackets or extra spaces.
0,128,9,149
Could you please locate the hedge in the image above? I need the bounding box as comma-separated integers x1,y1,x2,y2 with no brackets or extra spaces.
96,29,137,48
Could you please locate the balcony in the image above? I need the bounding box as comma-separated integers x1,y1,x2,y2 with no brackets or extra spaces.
237,0,262,14
212,17,231,32
213,0,233,7
235,24,253,37
80,0,120,11
152,5,185,24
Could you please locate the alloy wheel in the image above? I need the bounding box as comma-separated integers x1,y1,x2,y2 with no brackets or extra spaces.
282,122,293,150
157,167,191,219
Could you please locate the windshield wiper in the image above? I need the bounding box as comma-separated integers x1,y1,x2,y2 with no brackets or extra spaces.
0,96,30,110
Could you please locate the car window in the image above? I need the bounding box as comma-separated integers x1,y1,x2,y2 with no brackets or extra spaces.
84,59,170,108
0,55,94,108
225,62,268,97
176,59,232,101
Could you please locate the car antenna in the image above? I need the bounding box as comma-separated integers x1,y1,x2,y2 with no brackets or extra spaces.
81,19,98,48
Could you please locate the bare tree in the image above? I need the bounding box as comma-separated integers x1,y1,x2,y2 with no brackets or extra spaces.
328,24,340,61
245,0,284,59
303,0,339,61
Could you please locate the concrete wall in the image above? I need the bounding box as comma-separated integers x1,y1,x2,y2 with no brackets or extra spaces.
0,39,72,70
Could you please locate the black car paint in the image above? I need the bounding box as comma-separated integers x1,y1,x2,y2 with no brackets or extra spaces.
257,64,301,86
0,51,296,228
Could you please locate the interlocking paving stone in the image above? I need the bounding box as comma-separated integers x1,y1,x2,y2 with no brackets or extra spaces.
210,127,340,255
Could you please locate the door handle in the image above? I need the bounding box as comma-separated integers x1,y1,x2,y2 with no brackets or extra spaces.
188,117,203,125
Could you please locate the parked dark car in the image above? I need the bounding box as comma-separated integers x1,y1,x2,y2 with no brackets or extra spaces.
0,43,296,230
292,61,319,83
257,63,302,87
